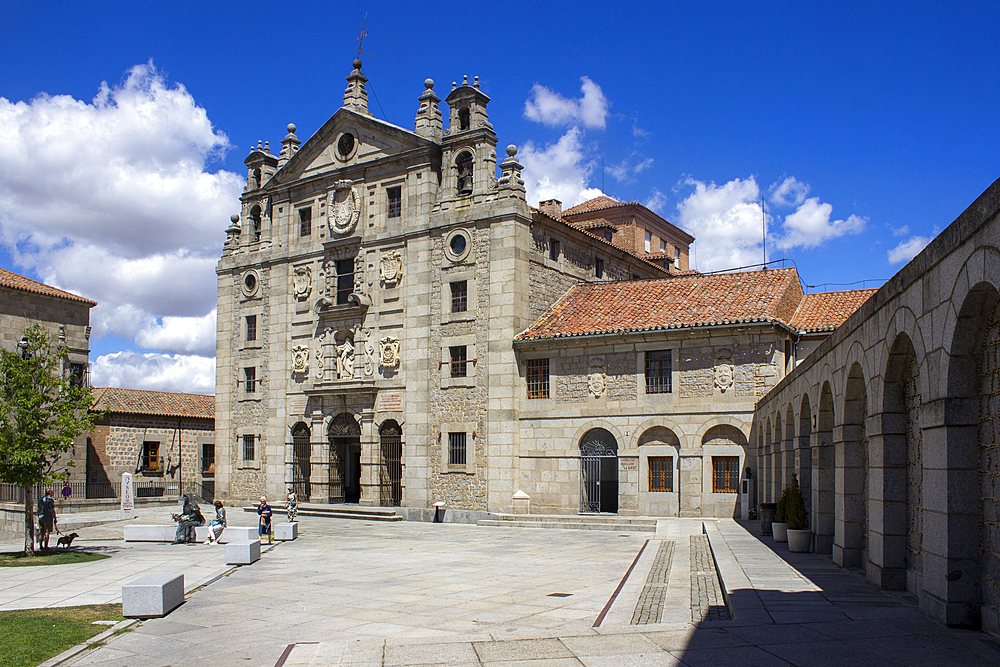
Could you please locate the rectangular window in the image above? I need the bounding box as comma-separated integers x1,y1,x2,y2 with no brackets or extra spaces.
595,258,604,279
549,239,560,261
527,358,550,399
645,231,652,253
661,239,667,252
246,315,257,342
645,350,672,394
712,456,740,493
450,280,468,313
605,230,613,243
202,443,215,475
387,186,402,218
299,208,312,236
649,456,673,492
242,434,256,461
142,442,160,471
448,432,467,465
69,362,86,388
244,367,256,393
336,258,354,305
450,346,468,378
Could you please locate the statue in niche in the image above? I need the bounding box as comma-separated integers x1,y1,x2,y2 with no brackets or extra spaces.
293,266,312,300
336,335,355,380
291,345,309,374
380,250,402,287
328,180,360,236
380,336,400,369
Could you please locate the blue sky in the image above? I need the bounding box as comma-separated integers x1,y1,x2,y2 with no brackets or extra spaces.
1,1,998,393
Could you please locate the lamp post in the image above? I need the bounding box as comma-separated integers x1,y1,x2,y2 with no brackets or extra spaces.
17,336,29,359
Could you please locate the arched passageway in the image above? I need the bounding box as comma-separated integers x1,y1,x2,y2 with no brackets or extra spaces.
580,428,618,513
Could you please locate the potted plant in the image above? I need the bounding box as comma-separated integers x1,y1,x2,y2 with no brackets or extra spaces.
772,488,788,543
784,474,812,552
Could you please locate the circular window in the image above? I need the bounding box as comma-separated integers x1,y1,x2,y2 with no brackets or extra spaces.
337,132,356,158
242,270,260,297
444,229,472,263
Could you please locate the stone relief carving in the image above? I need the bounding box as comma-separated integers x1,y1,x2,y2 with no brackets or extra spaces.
361,328,375,376
380,336,401,369
315,328,330,379
588,355,606,398
380,250,403,287
328,180,360,236
291,345,309,374
336,335,355,380
292,266,312,300
715,348,734,392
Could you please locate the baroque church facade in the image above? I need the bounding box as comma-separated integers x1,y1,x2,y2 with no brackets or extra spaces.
215,61,868,519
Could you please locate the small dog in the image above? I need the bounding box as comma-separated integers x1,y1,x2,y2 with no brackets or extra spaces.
56,532,79,549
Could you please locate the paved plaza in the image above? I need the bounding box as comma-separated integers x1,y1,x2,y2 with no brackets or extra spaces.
2,514,998,666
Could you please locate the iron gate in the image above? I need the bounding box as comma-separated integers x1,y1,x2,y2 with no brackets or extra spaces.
580,429,618,513
291,423,311,499
379,420,402,507
328,413,360,503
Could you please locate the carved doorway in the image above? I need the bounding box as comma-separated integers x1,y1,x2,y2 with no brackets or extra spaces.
291,422,311,499
379,420,402,507
329,413,361,504
580,428,618,514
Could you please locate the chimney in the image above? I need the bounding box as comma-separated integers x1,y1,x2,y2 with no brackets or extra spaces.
538,199,562,219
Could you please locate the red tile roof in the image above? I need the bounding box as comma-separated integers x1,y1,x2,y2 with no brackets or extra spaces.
516,268,804,340
91,387,215,419
571,218,618,231
0,268,97,306
789,289,877,333
562,196,630,216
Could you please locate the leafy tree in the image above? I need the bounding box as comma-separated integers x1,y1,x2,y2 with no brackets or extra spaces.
0,325,98,555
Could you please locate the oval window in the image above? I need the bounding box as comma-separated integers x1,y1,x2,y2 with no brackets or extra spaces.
337,133,355,157
449,234,466,256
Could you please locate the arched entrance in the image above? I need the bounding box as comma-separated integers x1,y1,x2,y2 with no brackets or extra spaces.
291,422,311,499
379,420,402,507
580,428,618,514
329,413,361,504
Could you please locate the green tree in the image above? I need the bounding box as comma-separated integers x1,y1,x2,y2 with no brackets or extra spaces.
0,325,98,555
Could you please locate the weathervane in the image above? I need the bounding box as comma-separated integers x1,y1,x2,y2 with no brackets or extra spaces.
356,14,373,59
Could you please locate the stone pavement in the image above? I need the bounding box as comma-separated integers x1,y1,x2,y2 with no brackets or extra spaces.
2,516,996,666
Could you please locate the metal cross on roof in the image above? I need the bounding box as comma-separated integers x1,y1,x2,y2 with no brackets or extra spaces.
356,14,373,58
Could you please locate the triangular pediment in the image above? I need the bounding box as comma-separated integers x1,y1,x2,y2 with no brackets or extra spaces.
269,108,437,187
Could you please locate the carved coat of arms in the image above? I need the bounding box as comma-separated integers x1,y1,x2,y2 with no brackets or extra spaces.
328,180,360,236
292,266,312,300
291,345,309,374
380,250,402,286
379,336,400,369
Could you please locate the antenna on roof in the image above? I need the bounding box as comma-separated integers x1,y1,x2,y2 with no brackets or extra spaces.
761,190,767,270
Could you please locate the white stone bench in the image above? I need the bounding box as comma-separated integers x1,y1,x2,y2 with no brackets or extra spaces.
225,539,260,565
124,524,257,543
122,573,184,618
275,522,298,541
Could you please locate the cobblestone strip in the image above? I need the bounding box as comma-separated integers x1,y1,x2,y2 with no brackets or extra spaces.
690,534,730,622
630,540,674,624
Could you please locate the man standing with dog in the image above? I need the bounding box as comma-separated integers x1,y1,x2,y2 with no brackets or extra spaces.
37,488,56,551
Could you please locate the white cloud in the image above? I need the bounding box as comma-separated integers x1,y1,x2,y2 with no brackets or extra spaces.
519,127,605,207
607,154,653,184
645,188,669,214
769,176,810,208
891,225,910,237
775,197,866,250
90,351,216,395
0,62,243,391
888,235,932,264
675,177,767,271
523,76,610,129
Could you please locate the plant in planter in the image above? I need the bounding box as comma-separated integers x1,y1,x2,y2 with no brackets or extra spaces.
784,474,813,552
772,488,789,543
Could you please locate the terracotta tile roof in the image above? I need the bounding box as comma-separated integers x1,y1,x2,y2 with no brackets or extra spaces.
516,268,803,341
571,218,618,231
0,268,97,306
91,387,215,419
561,196,631,216
789,289,877,333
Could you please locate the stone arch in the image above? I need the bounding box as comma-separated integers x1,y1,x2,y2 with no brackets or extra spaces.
702,424,748,517
248,204,262,243
881,332,920,593
579,427,619,514
946,279,1000,631
813,380,836,553
378,420,403,507
290,422,311,499
784,403,796,491
328,412,361,504
763,416,773,502
455,150,474,195
633,417,687,448
836,362,869,569
638,425,681,507
798,393,813,533
773,413,783,505
638,425,680,447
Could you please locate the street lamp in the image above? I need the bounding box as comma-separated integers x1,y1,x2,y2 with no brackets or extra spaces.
17,336,29,359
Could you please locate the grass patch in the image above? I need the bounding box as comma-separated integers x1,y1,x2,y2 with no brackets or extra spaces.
0,551,110,567
0,604,125,667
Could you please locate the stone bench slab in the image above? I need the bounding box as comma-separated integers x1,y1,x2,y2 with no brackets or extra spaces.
124,524,257,543
275,522,298,541
226,539,260,565
122,573,184,618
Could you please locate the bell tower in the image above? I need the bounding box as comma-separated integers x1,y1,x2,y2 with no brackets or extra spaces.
439,76,497,202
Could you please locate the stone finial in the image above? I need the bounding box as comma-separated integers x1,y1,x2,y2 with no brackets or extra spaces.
287,123,296,134
474,76,480,90
264,141,270,154
463,75,468,86
225,214,242,253
424,78,434,90
498,144,525,193
415,77,442,141
343,59,372,116
279,123,301,168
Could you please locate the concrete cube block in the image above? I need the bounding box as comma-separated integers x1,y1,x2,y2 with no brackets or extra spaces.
124,525,177,542
226,540,261,565
122,573,184,618
275,522,298,541
223,526,258,541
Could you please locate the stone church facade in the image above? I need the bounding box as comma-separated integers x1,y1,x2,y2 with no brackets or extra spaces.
215,61,868,519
